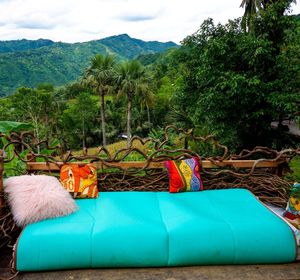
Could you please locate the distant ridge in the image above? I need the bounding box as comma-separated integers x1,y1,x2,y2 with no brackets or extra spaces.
0,34,178,96
0,38,54,53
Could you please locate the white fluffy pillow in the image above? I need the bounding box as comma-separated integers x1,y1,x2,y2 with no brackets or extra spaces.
4,175,78,227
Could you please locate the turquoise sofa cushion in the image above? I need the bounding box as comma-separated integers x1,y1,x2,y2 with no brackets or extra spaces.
15,189,297,271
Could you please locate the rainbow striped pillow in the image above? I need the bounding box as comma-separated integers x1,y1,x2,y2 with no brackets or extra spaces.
165,157,203,193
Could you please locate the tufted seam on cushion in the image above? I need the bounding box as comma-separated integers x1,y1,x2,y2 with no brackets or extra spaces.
90,199,97,268
155,193,169,266
206,192,237,264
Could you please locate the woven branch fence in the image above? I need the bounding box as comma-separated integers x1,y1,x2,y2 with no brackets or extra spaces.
0,125,299,249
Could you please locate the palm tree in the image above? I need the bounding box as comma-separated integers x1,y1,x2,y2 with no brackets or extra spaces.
83,54,116,146
136,84,155,129
240,0,263,31
240,0,296,31
116,60,146,146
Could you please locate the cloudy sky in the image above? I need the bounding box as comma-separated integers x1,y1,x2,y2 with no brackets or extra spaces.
0,0,299,44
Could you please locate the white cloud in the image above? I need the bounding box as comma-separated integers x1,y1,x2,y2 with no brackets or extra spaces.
0,0,299,43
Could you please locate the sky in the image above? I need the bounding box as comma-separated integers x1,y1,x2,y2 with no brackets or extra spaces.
0,0,299,44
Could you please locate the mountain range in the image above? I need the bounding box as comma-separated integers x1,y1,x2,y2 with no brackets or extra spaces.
0,34,177,96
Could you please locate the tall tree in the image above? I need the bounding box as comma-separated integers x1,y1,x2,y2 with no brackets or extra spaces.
116,60,146,146
10,87,56,146
83,54,116,146
136,83,155,128
62,92,98,149
240,0,296,31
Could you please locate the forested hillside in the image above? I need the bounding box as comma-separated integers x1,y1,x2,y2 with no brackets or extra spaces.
0,2,299,154
0,34,177,96
0,38,54,53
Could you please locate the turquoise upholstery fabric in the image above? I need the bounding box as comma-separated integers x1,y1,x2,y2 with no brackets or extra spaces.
16,189,297,271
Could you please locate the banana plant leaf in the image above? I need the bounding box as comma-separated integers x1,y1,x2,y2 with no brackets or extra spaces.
0,121,33,134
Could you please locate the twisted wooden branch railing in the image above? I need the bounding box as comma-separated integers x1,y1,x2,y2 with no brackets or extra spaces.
0,150,19,250
0,125,300,249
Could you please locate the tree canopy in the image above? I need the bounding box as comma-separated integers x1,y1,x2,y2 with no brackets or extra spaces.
83,54,117,146
173,1,299,150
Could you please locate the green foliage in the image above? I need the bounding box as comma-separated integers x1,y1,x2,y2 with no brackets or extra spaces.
0,34,177,96
82,53,117,146
240,0,297,31
285,156,300,182
0,38,54,53
0,9,298,154
105,99,125,141
0,98,14,120
116,60,151,143
3,150,28,178
10,86,60,141
136,53,162,66
36,83,55,92
148,127,175,150
0,36,180,148
142,48,186,130
100,34,177,60
0,121,32,177
58,82,91,99
0,121,32,134
174,7,299,150
61,92,99,149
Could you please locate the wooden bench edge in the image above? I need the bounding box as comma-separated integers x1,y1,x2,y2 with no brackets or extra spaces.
25,159,283,171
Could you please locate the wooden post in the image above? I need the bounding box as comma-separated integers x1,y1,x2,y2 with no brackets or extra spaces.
0,149,4,209
276,162,285,177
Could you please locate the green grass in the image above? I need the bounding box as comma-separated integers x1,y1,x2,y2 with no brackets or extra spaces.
286,156,300,182
71,140,150,161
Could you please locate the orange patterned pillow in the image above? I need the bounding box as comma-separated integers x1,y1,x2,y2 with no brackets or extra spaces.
60,164,98,198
